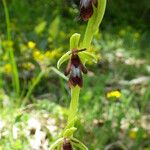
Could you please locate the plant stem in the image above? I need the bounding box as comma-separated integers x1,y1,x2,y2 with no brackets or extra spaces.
83,0,107,48
2,0,20,96
2,0,11,40
0,39,2,88
23,67,67,106
67,86,80,127
23,71,44,105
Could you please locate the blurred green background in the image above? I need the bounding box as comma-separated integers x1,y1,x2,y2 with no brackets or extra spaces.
0,0,150,149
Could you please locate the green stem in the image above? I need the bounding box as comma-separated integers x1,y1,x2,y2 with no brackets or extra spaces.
83,0,107,48
0,39,2,88
23,71,44,105
2,0,11,40
67,86,80,127
23,67,67,106
0,71,2,88
2,0,20,96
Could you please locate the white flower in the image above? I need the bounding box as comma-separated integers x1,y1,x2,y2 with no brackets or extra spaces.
28,118,41,131
12,125,19,140
0,120,4,131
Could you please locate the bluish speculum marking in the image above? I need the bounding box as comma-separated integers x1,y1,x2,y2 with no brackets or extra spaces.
71,66,81,78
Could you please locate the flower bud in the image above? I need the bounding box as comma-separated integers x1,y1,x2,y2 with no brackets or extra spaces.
80,0,97,21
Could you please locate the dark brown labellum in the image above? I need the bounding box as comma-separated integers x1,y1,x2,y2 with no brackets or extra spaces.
62,139,73,150
80,0,97,21
64,48,87,88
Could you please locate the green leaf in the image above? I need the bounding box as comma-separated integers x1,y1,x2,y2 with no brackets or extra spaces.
71,137,88,150
15,114,23,123
63,127,77,138
70,33,81,50
34,21,47,35
48,17,60,39
49,138,64,150
57,51,70,69
79,51,97,64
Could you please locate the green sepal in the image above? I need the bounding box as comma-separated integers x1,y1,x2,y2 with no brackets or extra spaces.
51,67,68,81
49,138,64,150
63,127,77,138
70,33,81,50
71,137,88,150
79,51,97,64
57,51,70,69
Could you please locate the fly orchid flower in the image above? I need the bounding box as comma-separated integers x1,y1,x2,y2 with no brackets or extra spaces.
62,138,73,150
64,48,87,88
50,137,88,150
80,0,97,21
57,33,97,88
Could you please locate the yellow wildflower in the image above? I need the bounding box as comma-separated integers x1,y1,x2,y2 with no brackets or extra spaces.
129,128,138,139
106,90,121,99
27,41,36,49
22,62,34,70
133,32,140,39
33,50,44,61
45,51,51,58
50,51,58,58
45,50,60,59
3,63,12,74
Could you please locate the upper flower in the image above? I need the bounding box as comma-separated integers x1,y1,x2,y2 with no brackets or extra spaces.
80,0,97,21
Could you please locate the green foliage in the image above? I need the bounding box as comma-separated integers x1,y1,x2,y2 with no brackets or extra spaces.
104,0,150,30
0,0,150,149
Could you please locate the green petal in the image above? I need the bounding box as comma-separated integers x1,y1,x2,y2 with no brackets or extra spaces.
71,137,88,150
79,51,97,64
49,138,64,150
51,67,68,81
57,51,70,69
70,33,81,50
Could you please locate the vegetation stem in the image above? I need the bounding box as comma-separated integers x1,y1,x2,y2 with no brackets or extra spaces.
23,67,67,105
2,0,20,96
67,86,80,128
83,0,107,48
